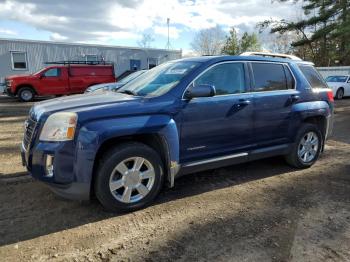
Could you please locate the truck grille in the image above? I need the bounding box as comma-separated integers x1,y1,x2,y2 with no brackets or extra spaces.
23,117,37,149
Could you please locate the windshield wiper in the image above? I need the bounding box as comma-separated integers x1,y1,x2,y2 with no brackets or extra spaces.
118,90,137,96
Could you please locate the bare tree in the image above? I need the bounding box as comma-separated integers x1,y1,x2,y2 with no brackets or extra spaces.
137,33,154,48
191,25,226,56
265,32,298,54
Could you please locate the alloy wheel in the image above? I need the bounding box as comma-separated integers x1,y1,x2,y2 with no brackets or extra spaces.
297,131,319,163
109,157,155,203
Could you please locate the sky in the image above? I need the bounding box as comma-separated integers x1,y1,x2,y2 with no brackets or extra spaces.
0,0,301,55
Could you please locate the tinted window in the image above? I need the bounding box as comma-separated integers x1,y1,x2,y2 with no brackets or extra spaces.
299,65,327,88
251,63,288,91
44,68,60,77
194,63,246,95
284,65,294,89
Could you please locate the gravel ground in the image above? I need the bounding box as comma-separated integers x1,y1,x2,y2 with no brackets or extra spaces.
0,96,350,261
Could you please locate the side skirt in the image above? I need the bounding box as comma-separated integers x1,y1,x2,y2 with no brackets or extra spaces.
177,143,292,177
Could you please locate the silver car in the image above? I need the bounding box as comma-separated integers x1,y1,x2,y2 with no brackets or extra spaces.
85,70,147,93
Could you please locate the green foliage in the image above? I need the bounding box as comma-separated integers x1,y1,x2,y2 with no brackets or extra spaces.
258,0,350,66
222,27,261,55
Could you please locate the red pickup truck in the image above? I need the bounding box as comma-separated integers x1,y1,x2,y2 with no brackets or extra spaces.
5,64,116,101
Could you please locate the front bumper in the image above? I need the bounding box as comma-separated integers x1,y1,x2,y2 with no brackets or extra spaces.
21,140,92,201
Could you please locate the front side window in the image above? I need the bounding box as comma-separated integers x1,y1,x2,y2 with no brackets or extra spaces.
251,63,288,91
11,51,27,70
194,63,246,95
44,68,61,77
299,65,327,88
118,61,200,97
325,75,348,83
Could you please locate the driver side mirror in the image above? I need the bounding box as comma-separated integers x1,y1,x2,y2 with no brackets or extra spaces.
184,84,216,99
39,74,45,79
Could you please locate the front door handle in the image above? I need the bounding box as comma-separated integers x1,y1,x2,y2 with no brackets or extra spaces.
237,99,251,106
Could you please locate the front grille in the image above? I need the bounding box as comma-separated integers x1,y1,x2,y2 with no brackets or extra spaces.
5,80,10,87
23,117,37,149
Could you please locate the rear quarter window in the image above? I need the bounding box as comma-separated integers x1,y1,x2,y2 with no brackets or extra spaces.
251,63,292,91
298,65,327,88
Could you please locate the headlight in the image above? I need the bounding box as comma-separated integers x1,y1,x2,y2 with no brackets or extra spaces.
39,112,78,141
6,80,13,86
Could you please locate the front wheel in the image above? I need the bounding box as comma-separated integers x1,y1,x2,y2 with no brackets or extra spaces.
95,143,164,212
285,124,323,168
18,87,35,102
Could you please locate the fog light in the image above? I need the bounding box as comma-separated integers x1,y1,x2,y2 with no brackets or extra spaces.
45,155,54,177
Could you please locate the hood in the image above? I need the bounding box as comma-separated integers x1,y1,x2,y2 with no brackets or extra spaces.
31,92,141,120
6,74,36,80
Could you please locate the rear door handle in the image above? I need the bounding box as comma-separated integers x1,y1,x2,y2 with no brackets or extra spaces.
290,94,300,103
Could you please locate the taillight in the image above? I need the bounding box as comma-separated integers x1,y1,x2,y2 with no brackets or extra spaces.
327,90,334,102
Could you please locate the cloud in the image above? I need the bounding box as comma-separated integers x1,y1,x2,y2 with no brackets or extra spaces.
0,0,302,45
0,28,17,36
50,33,67,41
154,26,182,39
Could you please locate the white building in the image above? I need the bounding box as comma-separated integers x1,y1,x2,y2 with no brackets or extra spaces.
0,38,182,85
317,66,350,79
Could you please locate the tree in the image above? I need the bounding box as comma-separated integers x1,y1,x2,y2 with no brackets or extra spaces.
258,0,350,66
221,27,261,55
265,32,298,54
137,33,154,48
239,32,261,53
222,27,239,55
191,25,226,55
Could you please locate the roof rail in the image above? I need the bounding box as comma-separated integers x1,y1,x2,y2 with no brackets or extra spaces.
240,52,302,61
45,60,114,65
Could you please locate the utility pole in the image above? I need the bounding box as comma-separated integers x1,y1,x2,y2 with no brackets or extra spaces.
165,18,172,50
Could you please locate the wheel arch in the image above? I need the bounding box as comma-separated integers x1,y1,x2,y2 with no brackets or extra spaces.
15,84,37,95
302,115,327,151
90,133,174,198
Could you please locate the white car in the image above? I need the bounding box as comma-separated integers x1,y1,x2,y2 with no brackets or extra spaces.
325,75,350,99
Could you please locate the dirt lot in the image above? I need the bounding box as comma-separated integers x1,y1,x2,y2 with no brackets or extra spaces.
0,95,350,262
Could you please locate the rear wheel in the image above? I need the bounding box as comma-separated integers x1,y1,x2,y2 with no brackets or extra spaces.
285,123,323,168
95,143,164,212
18,87,35,102
335,88,344,100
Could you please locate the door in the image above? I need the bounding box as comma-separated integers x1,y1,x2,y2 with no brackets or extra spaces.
130,59,141,71
180,62,254,163
39,68,67,95
250,62,298,146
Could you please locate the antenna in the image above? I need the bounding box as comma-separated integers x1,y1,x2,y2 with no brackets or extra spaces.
165,17,172,50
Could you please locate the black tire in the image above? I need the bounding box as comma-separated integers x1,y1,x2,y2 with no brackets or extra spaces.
285,123,323,168
94,142,164,212
335,88,344,100
17,87,35,102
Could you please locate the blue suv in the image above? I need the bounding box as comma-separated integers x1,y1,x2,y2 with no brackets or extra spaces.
21,53,334,211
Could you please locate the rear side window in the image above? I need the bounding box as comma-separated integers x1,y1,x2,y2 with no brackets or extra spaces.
194,63,246,95
251,63,290,91
299,65,327,88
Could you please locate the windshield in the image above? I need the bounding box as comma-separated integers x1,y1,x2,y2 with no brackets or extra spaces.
119,70,146,84
326,75,348,82
33,67,49,75
118,61,200,97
